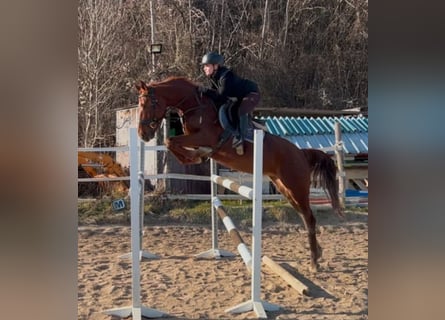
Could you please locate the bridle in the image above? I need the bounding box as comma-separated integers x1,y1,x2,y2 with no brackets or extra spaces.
138,83,225,156
139,87,161,129
139,85,203,129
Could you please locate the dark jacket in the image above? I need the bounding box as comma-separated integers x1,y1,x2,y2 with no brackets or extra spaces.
203,66,258,106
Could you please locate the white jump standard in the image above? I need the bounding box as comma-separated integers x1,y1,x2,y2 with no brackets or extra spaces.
103,128,167,319
199,130,280,318
119,138,159,261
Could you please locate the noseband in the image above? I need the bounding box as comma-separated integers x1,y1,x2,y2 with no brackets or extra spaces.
139,87,161,129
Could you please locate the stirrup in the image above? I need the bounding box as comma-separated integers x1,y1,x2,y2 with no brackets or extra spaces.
233,138,244,155
232,137,242,147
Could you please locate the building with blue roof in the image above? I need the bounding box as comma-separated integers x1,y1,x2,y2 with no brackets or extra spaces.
257,115,368,191
259,115,368,157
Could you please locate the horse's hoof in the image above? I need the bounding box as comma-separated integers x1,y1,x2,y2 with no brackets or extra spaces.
310,262,320,273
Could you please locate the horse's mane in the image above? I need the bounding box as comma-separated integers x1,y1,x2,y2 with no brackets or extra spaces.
154,76,198,88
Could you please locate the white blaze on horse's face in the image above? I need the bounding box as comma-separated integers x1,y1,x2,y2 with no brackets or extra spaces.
137,89,157,142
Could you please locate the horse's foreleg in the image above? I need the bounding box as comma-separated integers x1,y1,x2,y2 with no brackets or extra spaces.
270,176,321,272
164,134,214,165
165,139,202,165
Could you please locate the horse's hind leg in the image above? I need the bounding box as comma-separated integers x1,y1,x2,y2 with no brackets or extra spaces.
270,177,321,272
297,200,322,272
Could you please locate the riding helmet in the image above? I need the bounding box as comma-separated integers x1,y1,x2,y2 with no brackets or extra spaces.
201,52,224,65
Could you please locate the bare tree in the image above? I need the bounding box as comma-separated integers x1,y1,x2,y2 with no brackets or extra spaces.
78,0,127,147
78,0,368,147
259,0,269,59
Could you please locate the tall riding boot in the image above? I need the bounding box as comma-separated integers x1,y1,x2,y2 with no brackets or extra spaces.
235,113,249,155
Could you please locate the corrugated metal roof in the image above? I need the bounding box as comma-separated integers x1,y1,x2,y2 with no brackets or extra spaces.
257,116,368,155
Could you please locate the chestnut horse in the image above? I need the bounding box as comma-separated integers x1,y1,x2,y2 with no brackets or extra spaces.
136,77,343,272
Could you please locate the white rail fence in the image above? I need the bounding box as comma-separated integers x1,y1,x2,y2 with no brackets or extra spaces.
77,149,335,202
78,128,366,206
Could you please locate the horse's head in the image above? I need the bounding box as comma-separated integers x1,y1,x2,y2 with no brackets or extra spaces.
135,80,166,142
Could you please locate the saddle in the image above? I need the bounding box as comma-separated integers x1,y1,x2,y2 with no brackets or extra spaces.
217,100,267,144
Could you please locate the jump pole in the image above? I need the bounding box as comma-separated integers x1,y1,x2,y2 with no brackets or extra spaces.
195,157,256,260
212,197,253,271
201,130,280,318
103,128,167,319
262,255,309,296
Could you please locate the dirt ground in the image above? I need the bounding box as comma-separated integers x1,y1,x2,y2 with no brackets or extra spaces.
78,209,368,319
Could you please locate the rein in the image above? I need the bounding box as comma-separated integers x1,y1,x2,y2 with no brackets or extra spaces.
140,86,206,124
139,85,227,157
177,94,204,118
139,86,192,128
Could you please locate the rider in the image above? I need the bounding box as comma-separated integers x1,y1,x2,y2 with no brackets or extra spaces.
198,52,260,155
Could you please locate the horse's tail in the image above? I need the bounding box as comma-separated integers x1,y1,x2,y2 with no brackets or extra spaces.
302,149,344,218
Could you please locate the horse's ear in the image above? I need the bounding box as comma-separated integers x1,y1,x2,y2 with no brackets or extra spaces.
135,80,148,91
